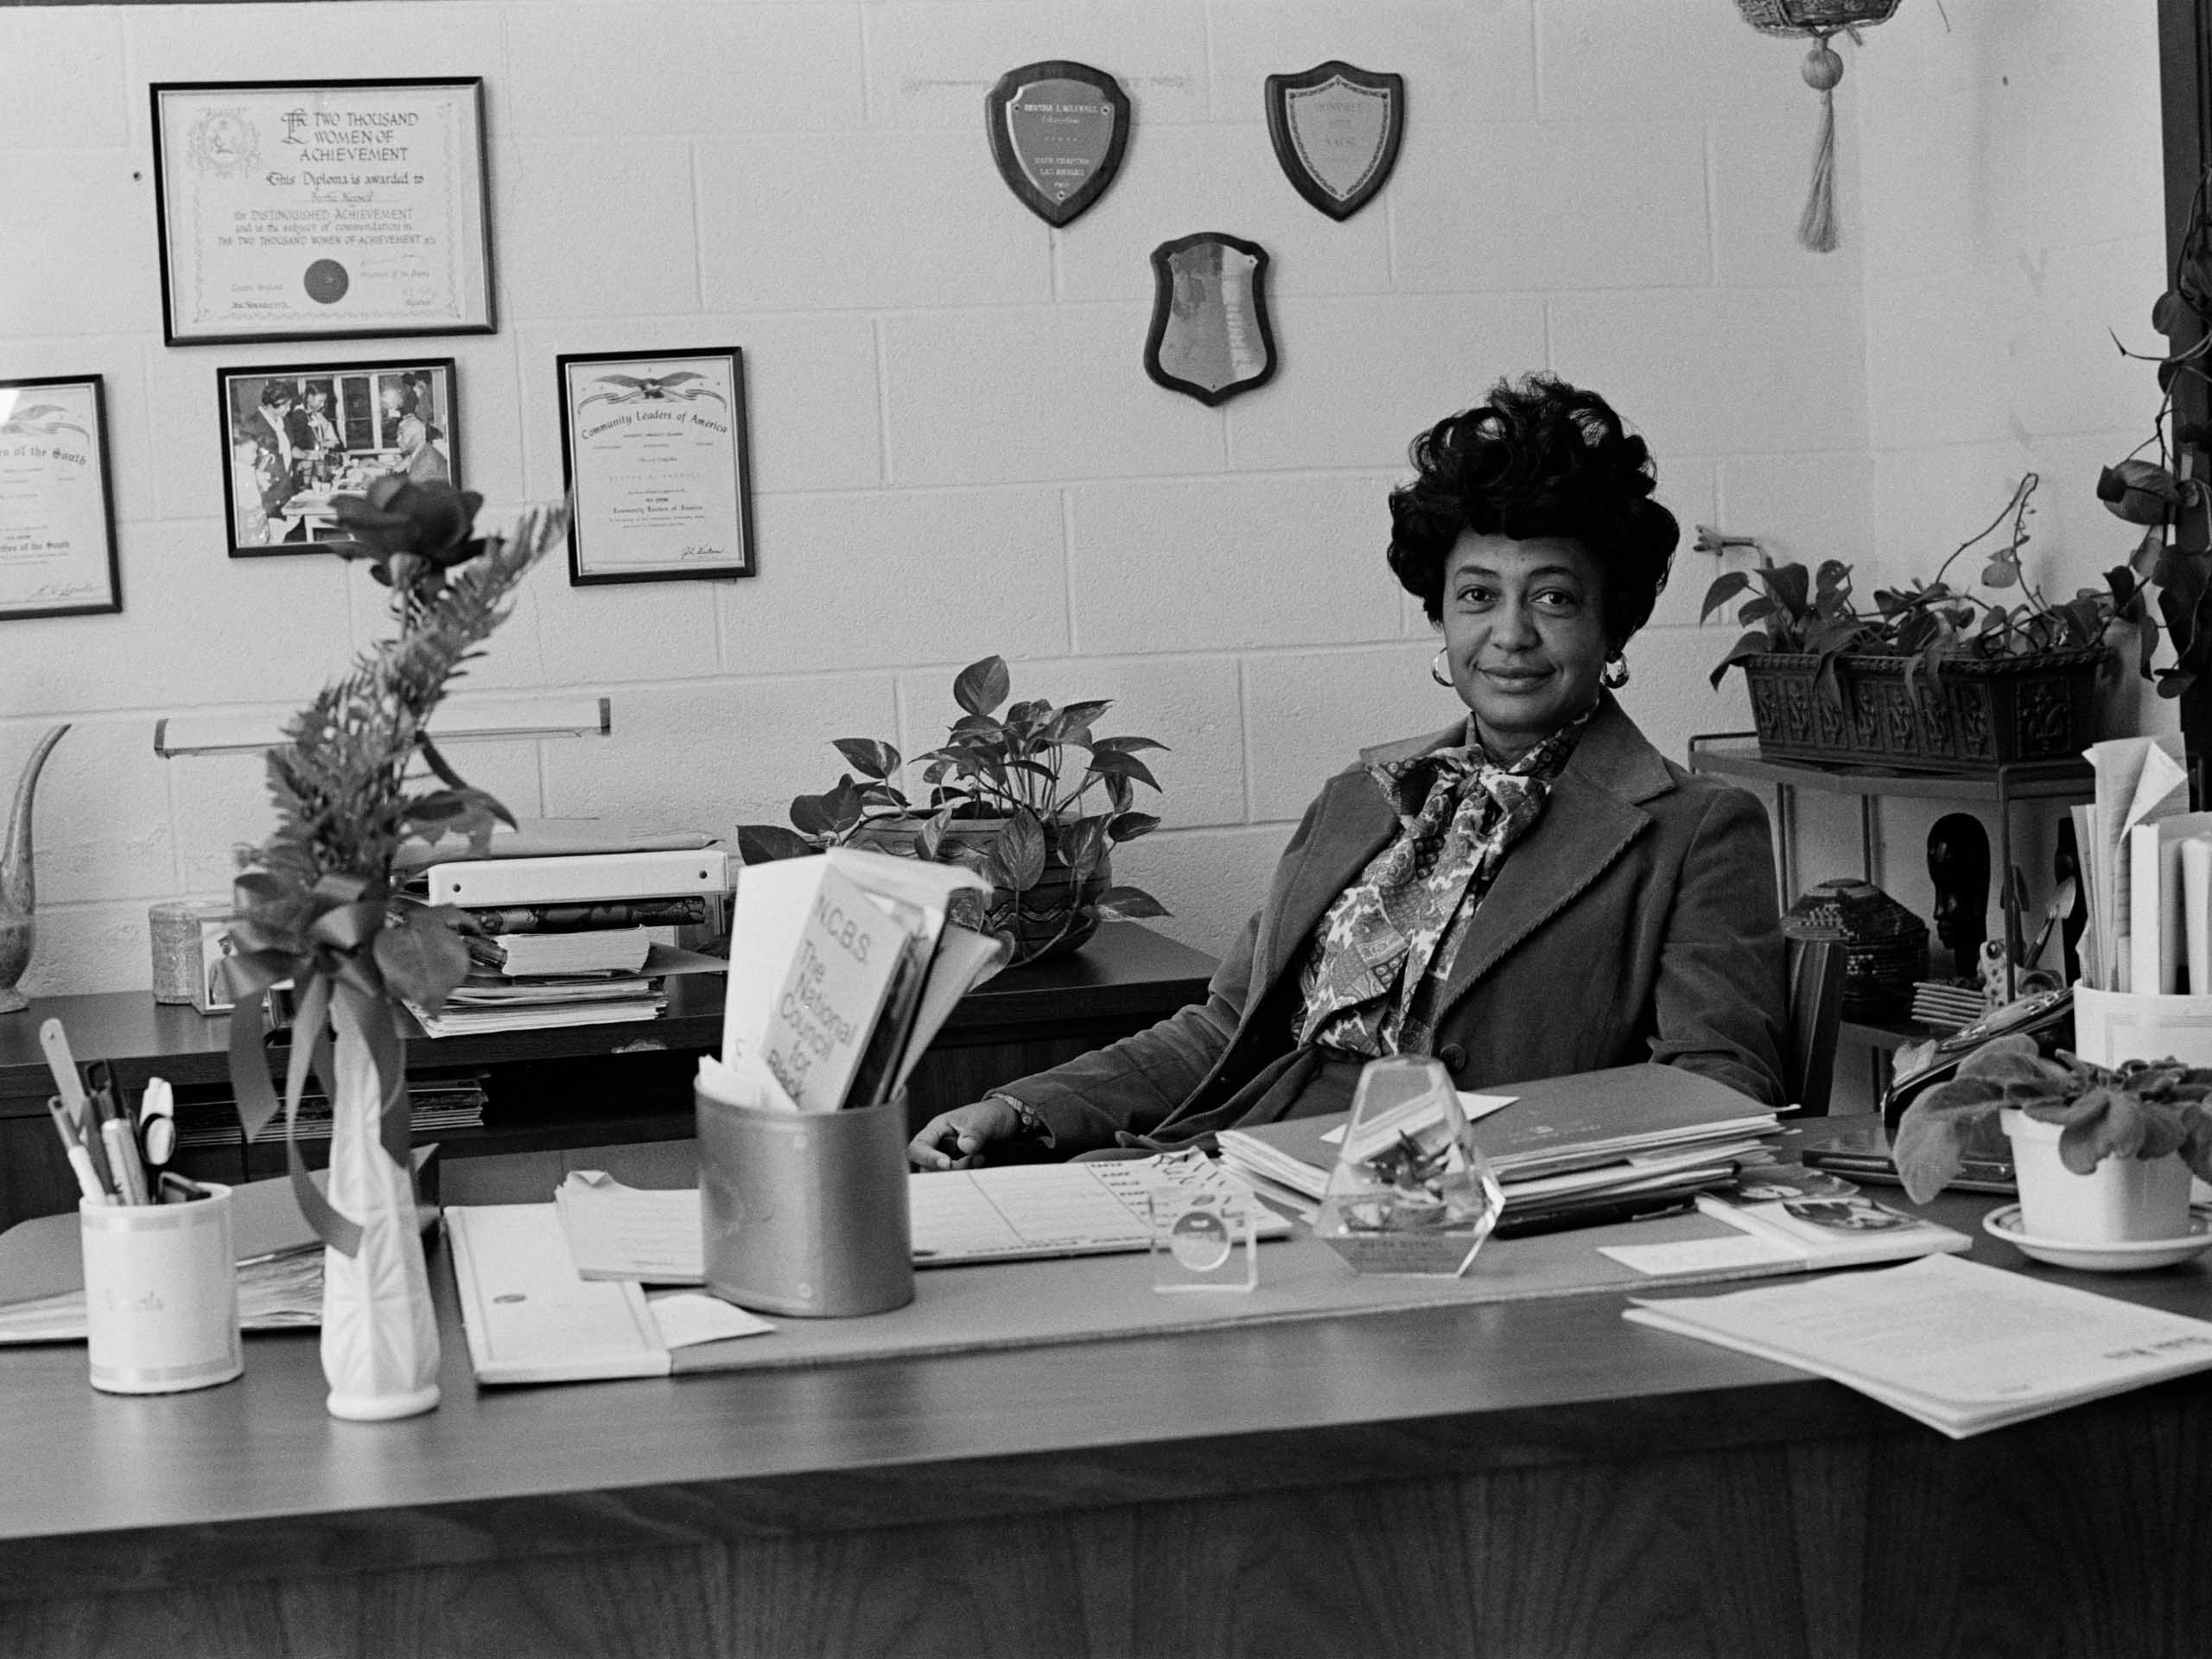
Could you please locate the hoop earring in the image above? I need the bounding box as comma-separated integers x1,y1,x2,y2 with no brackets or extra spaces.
1430,647,1453,689
1600,653,1630,690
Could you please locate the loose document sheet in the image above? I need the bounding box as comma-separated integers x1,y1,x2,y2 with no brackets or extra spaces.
1625,1254,2212,1438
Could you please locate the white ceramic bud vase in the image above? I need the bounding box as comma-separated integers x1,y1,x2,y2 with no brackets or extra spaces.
320,987,440,1421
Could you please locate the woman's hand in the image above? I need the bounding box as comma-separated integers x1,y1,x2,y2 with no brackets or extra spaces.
908,1097,1025,1170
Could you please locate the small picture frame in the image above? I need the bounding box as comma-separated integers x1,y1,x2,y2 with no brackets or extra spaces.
149,79,496,347
556,347,756,585
217,357,461,557
0,375,122,620
194,918,238,1014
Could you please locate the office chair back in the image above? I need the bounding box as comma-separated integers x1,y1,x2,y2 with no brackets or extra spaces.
1785,938,1845,1116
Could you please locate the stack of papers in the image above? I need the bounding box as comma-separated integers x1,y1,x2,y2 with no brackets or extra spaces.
1218,1068,1779,1232
2075,734,2210,994
1626,1254,2212,1438
709,849,1007,1116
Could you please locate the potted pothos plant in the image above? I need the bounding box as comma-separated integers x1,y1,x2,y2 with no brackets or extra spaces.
739,656,1168,964
1700,474,2116,771
1893,1034,2212,1243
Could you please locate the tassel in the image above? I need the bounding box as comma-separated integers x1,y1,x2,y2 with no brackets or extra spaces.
1798,37,1845,254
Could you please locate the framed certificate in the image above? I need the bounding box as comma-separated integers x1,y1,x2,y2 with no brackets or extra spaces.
0,376,122,620
556,348,756,585
149,79,496,347
217,358,461,557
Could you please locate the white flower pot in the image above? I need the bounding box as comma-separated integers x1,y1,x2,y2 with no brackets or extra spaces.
2001,1108,2192,1244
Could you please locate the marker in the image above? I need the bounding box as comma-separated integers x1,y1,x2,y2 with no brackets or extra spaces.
138,1077,175,1170
102,1116,149,1206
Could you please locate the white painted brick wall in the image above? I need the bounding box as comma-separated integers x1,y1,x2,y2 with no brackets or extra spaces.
2,0,2024,1000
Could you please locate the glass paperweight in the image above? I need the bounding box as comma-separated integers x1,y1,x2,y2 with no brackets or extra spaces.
1146,1150,1259,1293
1313,1056,1504,1277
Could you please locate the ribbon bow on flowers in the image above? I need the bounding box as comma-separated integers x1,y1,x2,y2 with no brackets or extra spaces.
217,480,562,1254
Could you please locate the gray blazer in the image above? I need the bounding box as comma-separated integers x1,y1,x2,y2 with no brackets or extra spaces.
1004,694,1789,1154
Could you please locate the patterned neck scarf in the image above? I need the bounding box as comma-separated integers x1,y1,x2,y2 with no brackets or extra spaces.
1295,706,1592,1059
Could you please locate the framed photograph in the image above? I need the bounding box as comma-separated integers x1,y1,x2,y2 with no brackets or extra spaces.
0,375,122,620
556,347,756,585
150,79,496,347
218,358,461,557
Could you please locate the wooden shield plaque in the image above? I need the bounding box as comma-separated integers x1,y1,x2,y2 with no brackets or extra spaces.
1265,60,1405,221
1144,232,1276,407
987,60,1130,227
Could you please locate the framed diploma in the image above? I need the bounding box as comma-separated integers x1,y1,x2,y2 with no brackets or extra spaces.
0,376,122,620
556,348,757,586
149,79,496,347
217,358,461,558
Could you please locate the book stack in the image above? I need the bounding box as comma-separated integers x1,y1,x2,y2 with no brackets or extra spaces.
1909,979,1988,1032
704,849,1008,1116
403,830,730,1037
172,1074,488,1153
1218,1065,1780,1235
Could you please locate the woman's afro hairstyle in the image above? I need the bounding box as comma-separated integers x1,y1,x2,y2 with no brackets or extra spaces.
1386,373,1678,646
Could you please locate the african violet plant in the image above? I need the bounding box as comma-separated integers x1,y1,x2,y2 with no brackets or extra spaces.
1701,473,2114,695
739,657,1169,956
1891,1033,2212,1205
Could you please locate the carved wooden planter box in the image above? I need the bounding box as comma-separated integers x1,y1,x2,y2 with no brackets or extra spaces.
1739,647,2107,772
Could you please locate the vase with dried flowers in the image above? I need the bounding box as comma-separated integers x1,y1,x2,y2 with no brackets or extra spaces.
219,476,565,1421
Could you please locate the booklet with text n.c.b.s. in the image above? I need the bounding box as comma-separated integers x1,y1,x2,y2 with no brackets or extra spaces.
1692,1191,1973,1269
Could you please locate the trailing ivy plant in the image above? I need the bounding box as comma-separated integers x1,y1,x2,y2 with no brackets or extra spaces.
2099,162,2212,696
739,657,1170,949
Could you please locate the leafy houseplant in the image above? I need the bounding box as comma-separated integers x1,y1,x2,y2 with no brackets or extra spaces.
2099,161,2212,707
739,657,1168,965
1699,475,2116,771
1893,1034,2212,1243
220,477,564,1420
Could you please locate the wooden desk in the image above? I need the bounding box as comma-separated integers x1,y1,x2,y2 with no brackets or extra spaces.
2,1139,2209,1656
0,925,1217,1230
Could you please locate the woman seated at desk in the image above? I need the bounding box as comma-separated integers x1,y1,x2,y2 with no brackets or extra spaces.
912,373,1787,1169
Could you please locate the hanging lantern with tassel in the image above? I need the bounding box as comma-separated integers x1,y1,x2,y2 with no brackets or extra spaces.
1735,0,1902,253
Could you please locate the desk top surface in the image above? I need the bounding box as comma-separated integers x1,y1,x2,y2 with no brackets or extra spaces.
4,1116,2211,1601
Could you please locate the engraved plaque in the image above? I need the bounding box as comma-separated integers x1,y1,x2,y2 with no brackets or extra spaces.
1265,60,1405,221
987,60,1130,227
1144,232,1277,406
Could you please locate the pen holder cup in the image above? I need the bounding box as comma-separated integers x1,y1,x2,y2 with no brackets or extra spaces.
696,1090,914,1319
2071,984,2212,1069
79,1184,243,1395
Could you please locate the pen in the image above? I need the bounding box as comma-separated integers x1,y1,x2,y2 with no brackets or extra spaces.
46,1096,111,1206
103,1116,150,1206
1492,1196,1696,1241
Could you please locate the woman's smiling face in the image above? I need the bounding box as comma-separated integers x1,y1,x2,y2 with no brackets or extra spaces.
1438,531,1610,761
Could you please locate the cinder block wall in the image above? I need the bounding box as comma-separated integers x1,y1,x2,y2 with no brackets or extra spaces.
7,0,2029,1000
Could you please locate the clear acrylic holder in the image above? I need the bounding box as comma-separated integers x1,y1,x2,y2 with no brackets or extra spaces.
1313,1056,1503,1277
1147,1150,1258,1293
